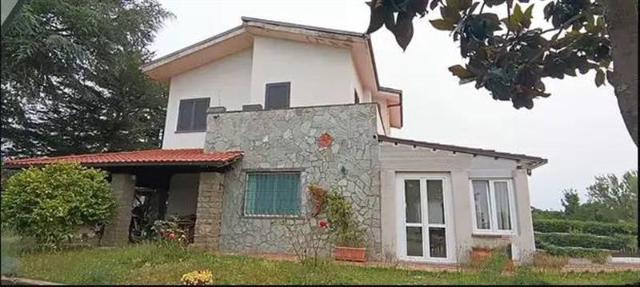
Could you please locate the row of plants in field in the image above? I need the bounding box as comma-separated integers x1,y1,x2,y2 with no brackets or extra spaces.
534,232,635,251
534,240,611,263
533,218,638,260
533,219,637,236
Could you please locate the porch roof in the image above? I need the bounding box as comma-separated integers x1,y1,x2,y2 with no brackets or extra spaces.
4,149,244,169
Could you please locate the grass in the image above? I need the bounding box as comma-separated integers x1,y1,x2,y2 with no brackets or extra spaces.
7,243,639,285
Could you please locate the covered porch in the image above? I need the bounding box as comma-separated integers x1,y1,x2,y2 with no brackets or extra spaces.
4,148,243,250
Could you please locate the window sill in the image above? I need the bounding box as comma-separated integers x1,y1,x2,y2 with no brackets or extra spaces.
241,214,303,220
472,232,514,239
174,129,206,134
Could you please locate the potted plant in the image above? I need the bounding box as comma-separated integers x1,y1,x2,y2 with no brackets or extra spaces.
325,191,367,262
333,228,367,262
471,246,492,262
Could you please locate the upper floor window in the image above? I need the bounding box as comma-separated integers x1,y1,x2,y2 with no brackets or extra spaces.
471,179,515,234
177,98,210,132
265,82,290,110
244,172,300,216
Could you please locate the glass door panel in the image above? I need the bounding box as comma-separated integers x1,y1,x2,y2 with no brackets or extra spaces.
406,227,424,256
405,180,421,224
427,180,444,224
400,176,451,262
428,227,447,258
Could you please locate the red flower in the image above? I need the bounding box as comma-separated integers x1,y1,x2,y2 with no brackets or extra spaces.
168,233,176,240
319,220,329,229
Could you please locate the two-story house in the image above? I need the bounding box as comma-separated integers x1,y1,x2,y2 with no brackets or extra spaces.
6,17,547,264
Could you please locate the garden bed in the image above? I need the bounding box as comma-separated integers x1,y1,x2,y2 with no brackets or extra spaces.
10,243,640,285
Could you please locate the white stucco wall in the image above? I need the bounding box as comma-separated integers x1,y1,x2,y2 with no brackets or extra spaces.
379,143,536,263
162,48,253,149
160,36,393,149
166,173,200,217
249,36,359,107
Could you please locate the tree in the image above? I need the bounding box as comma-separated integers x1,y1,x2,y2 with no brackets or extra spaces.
560,188,580,217
586,170,638,223
1,0,173,158
365,0,638,146
1,163,116,248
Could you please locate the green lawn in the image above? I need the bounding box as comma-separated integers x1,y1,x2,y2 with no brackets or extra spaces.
10,243,640,285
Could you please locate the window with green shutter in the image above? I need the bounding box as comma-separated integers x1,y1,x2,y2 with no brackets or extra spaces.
244,172,301,216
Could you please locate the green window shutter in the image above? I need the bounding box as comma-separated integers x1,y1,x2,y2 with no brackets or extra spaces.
245,173,300,216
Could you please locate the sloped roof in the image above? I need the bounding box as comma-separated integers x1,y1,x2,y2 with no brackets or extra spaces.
4,149,244,169
378,135,547,170
141,17,403,128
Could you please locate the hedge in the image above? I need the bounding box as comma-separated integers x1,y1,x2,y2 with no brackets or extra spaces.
534,232,628,251
535,241,610,263
533,219,636,236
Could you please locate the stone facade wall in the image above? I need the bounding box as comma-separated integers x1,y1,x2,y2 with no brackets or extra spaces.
205,103,382,259
102,173,135,246
193,172,225,250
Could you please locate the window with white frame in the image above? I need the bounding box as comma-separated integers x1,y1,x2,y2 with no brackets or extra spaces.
470,179,515,234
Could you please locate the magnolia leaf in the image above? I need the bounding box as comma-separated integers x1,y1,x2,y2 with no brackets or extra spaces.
430,0,440,10
524,4,534,18
501,17,522,33
484,0,506,7
468,2,480,14
446,0,472,11
606,70,615,85
365,1,386,34
384,7,396,30
430,19,455,30
543,2,554,20
595,69,605,87
448,64,476,80
522,4,534,28
393,11,415,51
440,6,461,23
408,0,430,17
596,16,604,28
512,3,524,25
459,0,473,10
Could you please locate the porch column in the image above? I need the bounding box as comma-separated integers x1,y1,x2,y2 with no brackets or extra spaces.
512,169,536,263
102,173,135,246
193,172,225,250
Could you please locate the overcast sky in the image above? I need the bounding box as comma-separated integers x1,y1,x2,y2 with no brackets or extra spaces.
150,0,637,210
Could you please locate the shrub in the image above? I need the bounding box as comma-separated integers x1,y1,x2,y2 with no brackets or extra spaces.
325,190,366,248
535,241,610,263
279,185,332,265
534,232,628,251
181,270,213,285
533,219,636,236
1,163,117,248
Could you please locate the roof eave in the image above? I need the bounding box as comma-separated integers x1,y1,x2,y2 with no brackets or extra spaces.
378,135,546,167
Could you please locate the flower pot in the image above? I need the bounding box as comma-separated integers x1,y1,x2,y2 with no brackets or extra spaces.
334,246,366,262
471,247,492,263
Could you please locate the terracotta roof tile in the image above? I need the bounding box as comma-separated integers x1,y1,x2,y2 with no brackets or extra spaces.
4,149,244,168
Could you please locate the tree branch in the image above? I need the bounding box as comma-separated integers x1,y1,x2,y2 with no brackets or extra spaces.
528,12,587,63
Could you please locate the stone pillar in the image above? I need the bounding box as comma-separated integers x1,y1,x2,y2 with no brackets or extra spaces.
193,172,225,250
102,173,135,246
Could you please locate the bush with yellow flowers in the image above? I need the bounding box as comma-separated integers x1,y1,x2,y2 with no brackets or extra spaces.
181,270,213,285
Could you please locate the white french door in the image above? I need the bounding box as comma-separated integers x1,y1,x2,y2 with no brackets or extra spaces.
396,173,456,263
